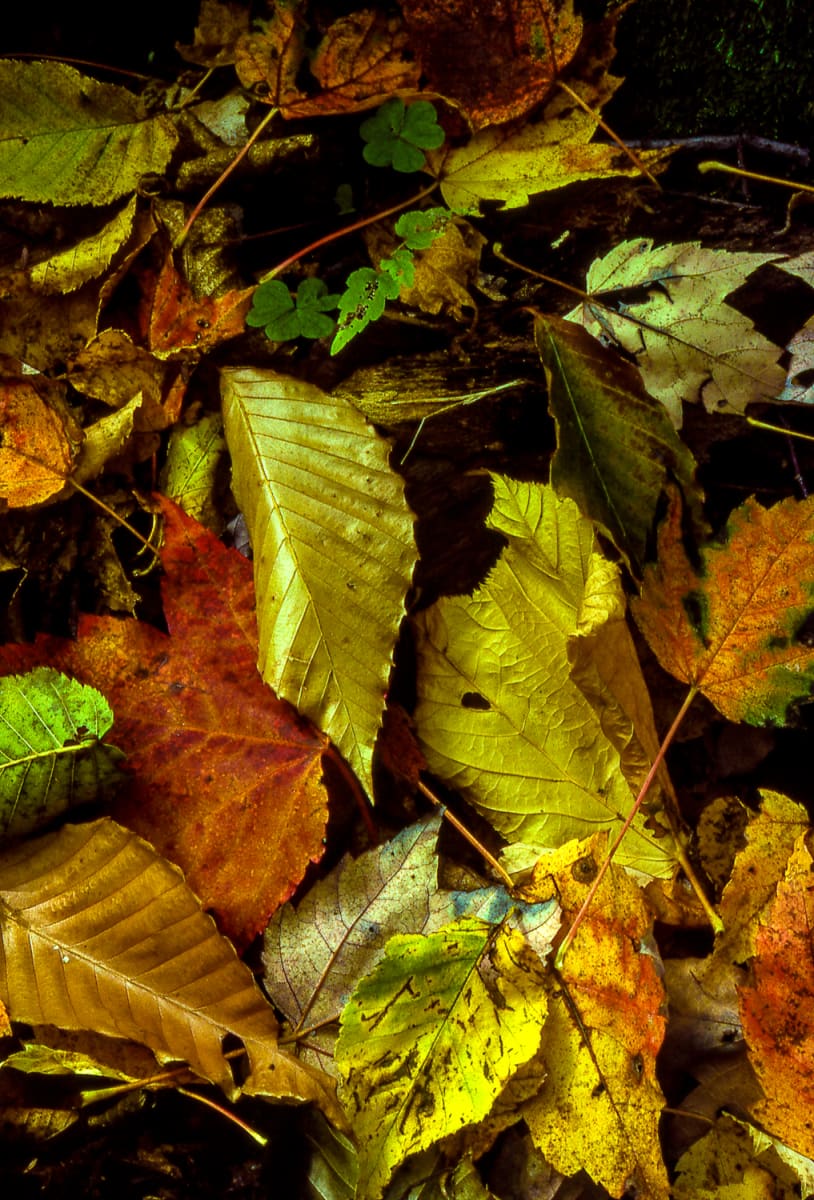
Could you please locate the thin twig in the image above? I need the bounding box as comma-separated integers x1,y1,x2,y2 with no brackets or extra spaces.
626,135,810,166
556,80,662,188
418,780,515,891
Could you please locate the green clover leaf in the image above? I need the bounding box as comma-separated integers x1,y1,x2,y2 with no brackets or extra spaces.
360,98,444,173
394,207,452,251
247,278,339,342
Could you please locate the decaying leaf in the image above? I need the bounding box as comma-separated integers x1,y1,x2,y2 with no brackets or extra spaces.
220,368,417,795
566,239,786,425
0,499,329,949
161,411,228,532
0,379,75,508
535,312,701,575
27,197,137,296
521,834,670,1199
673,1115,801,1200
633,490,814,724
401,0,583,129
0,668,122,839
146,250,252,360
0,817,342,1123
235,5,420,119
0,61,178,206
413,475,675,877
336,917,549,1200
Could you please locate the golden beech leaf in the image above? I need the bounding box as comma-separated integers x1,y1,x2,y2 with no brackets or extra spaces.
520,835,670,1199
0,818,343,1124
632,490,814,725
739,833,814,1160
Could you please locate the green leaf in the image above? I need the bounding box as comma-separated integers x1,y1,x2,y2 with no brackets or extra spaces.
0,667,123,838
247,278,339,342
535,312,702,576
413,476,676,878
0,61,178,205
336,917,548,1200
395,207,452,251
360,98,444,174
161,411,228,533
332,267,392,354
220,369,417,795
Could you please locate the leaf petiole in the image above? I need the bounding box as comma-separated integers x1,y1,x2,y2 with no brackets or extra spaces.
554,685,721,970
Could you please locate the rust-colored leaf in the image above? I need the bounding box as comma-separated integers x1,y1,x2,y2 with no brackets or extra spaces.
401,0,583,129
146,251,252,360
632,490,814,725
0,379,74,508
739,833,814,1159
235,5,420,119
0,498,329,948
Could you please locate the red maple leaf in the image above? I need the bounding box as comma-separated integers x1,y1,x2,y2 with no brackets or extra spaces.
0,498,329,949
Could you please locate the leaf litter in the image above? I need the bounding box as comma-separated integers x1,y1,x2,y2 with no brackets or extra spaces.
1,1,814,1196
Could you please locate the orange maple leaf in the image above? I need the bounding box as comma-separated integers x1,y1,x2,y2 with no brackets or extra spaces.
0,498,329,949
632,490,814,725
401,0,583,129
146,251,252,361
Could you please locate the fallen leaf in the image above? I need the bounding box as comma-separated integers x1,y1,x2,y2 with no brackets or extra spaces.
401,0,583,129
220,368,417,796
398,221,486,318
431,82,669,215
27,198,137,295
521,834,670,1199
673,1114,800,1200
0,498,329,948
0,817,341,1124
0,379,74,508
336,917,549,1200
0,61,178,206
780,316,814,404
632,490,814,724
0,668,123,839
739,832,814,1159
160,411,228,532
262,812,559,1072
176,0,250,67
147,250,252,360
413,475,675,877
566,239,785,425
535,312,701,575
235,6,420,119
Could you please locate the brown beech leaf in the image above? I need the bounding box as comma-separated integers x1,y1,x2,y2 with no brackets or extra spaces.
235,5,420,119
0,379,74,508
632,490,814,725
739,832,814,1159
0,816,342,1123
0,498,329,948
401,0,583,129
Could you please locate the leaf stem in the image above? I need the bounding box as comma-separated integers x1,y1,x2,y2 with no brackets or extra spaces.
555,80,663,189
491,245,591,303
747,416,814,445
176,1087,268,1146
257,180,440,283
698,159,814,196
554,685,709,970
174,107,279,249
418,779,515,891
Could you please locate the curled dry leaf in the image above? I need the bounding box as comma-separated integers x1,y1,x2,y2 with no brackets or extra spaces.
0,817,342,1125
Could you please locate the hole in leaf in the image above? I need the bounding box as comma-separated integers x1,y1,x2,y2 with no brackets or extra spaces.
461,691,491,710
